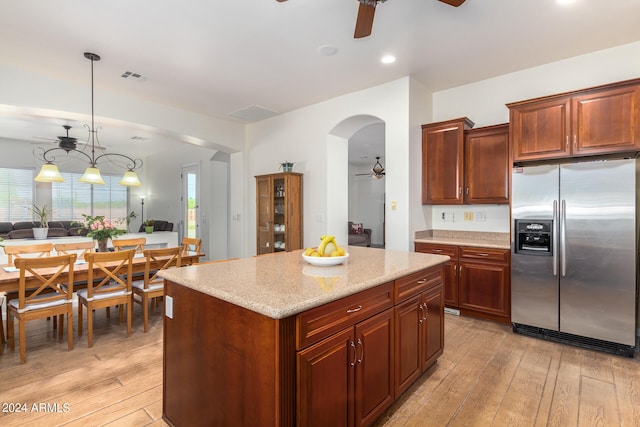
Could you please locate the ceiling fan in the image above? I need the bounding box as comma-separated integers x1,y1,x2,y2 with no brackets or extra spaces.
33,125,105,151
276,0,465,39
356,156,385,179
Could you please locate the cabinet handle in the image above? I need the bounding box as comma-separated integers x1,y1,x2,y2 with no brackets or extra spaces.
417,278,427,284
349,340,357,367
431,249,443,253
573,134,577,149
475,253,490,257
458,187,462,197
566,135,569,149
419,304,424,323
423,303,428,320
466,187,469,195
356,338,364,364
346,305,362,314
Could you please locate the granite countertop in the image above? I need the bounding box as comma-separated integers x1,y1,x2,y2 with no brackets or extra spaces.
159,246,449,319
414,230,511,250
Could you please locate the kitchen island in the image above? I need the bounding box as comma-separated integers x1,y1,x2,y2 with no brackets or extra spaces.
159,246,449,427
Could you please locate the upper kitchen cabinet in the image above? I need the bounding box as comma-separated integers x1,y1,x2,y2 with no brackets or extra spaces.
464,124,510,204
509,78,640,162
422,117,474,205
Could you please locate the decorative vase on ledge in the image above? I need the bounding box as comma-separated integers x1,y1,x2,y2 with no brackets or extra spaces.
97,238,108,253
33,227,48,240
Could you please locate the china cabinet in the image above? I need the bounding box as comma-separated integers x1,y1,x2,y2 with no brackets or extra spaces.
255,172,302,254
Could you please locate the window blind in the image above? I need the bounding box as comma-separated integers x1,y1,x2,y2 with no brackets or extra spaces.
0,167,34,221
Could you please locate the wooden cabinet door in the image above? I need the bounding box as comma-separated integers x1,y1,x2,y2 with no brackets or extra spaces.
414,243,458,307
422,118,473,204
572,85,640,156
458,257,510,322
354,308,395,427
394,294,422,397
464,124,510,204
510,97,571,162
297,328,355,427
422,284,444,370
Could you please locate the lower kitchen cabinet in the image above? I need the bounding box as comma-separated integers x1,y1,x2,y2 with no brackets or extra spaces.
297,308,395,427
458,246,510,323
394,281,443,397
415,242,511,323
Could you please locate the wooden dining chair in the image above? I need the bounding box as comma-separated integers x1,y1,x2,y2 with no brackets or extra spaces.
54,241,96,258
181,237,202,259
3,243,55,332
4,242,54,265
77,249,135,348
132,246,182,332
112,237,146,254
7,254,77,364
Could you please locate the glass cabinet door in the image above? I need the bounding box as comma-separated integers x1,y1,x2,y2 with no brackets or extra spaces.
272,177,286,252
256,177,272,255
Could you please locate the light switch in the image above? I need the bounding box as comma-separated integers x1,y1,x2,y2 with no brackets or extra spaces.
391,200,397,210
165,295,174,319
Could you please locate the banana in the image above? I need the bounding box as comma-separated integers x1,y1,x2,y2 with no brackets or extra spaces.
317,234,335,256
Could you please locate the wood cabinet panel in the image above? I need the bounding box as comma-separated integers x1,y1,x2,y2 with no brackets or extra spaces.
459,249,511,323
421,118,473,204
464,124,510,204
354,309,395,427
510,97,570,161
414,243,458,307
394,294,422,396
422,284,444,369
297,282,393,350
297,327,354,427
510,79,640,162
573,85,640,155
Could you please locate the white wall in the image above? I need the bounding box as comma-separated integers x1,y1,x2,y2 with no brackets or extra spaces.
246,78,416,253
421,40,640,233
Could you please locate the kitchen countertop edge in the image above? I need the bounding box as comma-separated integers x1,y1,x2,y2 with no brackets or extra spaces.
159,246,449,319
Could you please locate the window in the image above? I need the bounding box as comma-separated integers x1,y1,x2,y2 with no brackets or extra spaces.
52,173,128,221
0,167,34,221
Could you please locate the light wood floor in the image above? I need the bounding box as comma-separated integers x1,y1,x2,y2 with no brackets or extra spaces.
1,308,639,426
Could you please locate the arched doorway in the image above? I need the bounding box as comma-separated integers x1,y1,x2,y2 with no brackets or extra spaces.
327,115,385,248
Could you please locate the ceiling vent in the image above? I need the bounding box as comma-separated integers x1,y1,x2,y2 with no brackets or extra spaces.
228,105,279,122
121,71,146,81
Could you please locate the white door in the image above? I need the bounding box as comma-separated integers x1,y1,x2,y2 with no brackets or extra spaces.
181,164,200,239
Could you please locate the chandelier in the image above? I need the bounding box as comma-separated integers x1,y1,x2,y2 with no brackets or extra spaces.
34,52,143,186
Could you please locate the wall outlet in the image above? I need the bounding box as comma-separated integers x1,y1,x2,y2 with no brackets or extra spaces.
475,211,486,222
441,212,455,222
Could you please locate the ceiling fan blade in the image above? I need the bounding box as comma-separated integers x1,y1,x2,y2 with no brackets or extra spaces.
354,2,376,39
438,0,465,6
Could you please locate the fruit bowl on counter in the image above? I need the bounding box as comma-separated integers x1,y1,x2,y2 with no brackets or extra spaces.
302,234,348,266
302,252,349,266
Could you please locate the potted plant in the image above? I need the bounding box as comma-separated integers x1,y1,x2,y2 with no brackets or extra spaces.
29,203,49,240
144,219,155,234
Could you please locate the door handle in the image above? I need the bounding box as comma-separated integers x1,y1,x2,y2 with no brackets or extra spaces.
552,200,558,277
356,338,364,364
349,340,357,367
561,199,567,277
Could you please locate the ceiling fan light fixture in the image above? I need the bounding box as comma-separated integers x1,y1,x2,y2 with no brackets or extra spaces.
34,163,64,183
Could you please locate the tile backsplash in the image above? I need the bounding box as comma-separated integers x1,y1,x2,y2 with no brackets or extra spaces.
431,205,510,233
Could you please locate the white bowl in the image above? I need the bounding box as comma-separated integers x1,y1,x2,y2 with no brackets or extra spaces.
302,253,349,266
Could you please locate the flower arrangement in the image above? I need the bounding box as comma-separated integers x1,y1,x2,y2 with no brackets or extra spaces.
79,214,127,241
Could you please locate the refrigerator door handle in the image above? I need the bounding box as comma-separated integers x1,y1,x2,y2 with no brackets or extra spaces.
553,200,558,277
560,199,567,277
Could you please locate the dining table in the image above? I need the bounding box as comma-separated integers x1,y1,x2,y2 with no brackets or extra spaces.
0,251,203,293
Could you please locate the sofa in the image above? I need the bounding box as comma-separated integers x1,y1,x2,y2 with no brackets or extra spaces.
0,220,88,239
137,220,174,232
348,221,371,247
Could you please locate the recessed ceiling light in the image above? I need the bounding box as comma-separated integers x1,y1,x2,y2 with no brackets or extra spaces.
557,0,577,5
317,44,338,56
381,55,396,64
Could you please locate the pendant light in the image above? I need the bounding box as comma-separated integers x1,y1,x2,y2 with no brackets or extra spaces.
34,52,143,186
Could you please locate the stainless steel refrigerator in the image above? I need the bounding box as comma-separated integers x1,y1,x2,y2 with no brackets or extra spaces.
511,158,638,356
